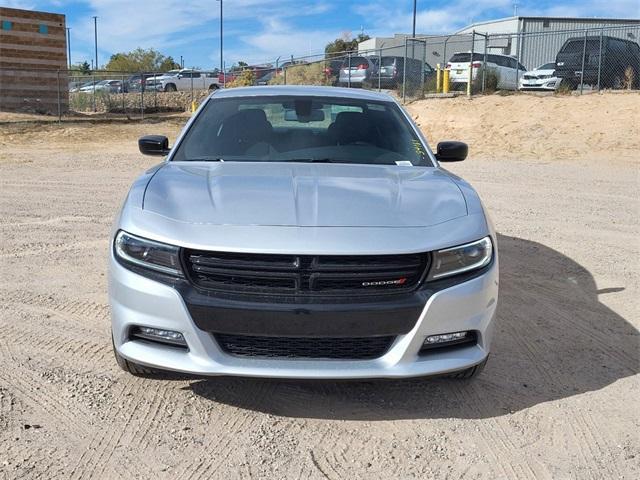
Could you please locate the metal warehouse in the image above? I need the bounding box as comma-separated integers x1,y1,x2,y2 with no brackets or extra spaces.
359,16,640,71
457,16,640,70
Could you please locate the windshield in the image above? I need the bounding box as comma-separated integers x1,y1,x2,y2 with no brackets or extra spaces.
538,63,556,70
449,53,483,63
171,95,431,166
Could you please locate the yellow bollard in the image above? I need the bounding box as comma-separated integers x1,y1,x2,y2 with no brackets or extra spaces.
436,63,442,93
443,69,450,94
191,101,197,113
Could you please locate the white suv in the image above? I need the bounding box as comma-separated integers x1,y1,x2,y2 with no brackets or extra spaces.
447,52,527,90
147,69,220,92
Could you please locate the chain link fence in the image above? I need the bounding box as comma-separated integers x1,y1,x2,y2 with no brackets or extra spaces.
1,24,638,122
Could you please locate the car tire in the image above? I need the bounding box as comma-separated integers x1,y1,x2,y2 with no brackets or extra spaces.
208,84,219,90
164,83,177,92
112,334,167,377
449,356,488,380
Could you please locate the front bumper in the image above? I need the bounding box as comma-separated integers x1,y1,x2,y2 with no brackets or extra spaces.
519,80,559,90
109,254,498,379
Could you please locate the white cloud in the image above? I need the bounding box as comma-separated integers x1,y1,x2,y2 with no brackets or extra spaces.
356,0,639,36
2,0,36,9
65,0,335,67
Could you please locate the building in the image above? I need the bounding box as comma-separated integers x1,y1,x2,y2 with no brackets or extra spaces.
0,7,68,114
456,16,640,69
359,16,640,71
358,34,470,70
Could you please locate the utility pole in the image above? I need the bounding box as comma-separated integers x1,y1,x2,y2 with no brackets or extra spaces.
92,16,98,70
66,27,71,69
412,0,417,37
218,0,224,83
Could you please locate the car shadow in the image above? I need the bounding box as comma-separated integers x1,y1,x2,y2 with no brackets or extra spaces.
185,234,638,420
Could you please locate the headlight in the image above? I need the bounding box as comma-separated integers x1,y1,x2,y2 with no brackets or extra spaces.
428,236,493,280
114,231,182,276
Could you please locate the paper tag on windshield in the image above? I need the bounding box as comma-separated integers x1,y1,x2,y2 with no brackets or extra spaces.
395,161,413,166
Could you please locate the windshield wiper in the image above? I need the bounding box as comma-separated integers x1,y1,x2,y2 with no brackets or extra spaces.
278,158,338,163
186,157,225,162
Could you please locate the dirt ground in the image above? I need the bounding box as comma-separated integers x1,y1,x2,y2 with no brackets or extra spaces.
1,92,638,479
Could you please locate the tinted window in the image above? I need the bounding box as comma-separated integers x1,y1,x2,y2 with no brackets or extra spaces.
563,39,599,53
172,96,431,166
538,63,556,70
449,53,483,63
343,57,370,67
381,57,399,67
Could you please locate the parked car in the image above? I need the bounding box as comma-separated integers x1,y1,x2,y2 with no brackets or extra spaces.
338,56,378,87
125,73,161,93
519,62,560,91
255,69,277,85
78,79,124,93
110,86,498,381
220,65,275,85
446,52,527,90
555,35,640,89
146,69,220,92
377,56,436,88
323,59,344,84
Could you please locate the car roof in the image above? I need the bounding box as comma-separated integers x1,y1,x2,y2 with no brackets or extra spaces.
212,85,396,102
453,51,515,58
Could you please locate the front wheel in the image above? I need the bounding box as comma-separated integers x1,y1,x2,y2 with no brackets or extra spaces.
208,84,219,90
164,83,177,92
112,334,168,377
449,356,489,380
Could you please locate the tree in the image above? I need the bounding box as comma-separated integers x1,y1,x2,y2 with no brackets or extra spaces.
79,61,91,75
230,61,249,73
325,32,371,58
104,48,180,72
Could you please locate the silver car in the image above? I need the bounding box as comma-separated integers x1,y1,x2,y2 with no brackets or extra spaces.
109,86,498,380
338,56,377,87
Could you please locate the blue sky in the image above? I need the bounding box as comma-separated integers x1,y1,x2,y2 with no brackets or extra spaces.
5,0,639,68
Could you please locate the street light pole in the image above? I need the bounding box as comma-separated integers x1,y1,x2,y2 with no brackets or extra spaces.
412,0,417,38
92,16,98,70
218,0,224,85
66,27,71,69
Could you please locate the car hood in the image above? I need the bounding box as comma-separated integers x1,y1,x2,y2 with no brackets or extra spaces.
142,162,467,227
526,69,556,76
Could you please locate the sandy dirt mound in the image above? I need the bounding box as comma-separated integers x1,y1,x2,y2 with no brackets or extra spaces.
407,92,640,164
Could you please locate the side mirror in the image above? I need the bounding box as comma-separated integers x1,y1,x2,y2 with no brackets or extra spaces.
435,141,468,162
139,135,170,156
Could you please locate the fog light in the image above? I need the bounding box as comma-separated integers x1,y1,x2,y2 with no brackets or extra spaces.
421,331,475,352
130,326,187,347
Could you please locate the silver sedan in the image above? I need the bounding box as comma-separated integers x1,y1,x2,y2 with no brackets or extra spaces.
109,86,498,380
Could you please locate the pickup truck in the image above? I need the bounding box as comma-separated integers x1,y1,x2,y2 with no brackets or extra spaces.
146,69,220,92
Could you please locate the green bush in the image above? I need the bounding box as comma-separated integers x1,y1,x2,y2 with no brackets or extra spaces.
472,67,500,93
227,69,256,88
423,75,438,94
396,78,423,99
270,63,330,86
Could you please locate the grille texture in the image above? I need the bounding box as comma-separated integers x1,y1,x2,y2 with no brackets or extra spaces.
183,250,429,296
214,334,395,360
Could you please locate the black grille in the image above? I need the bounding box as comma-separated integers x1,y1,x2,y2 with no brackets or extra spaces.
214,334,395,359
183,250,429,296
